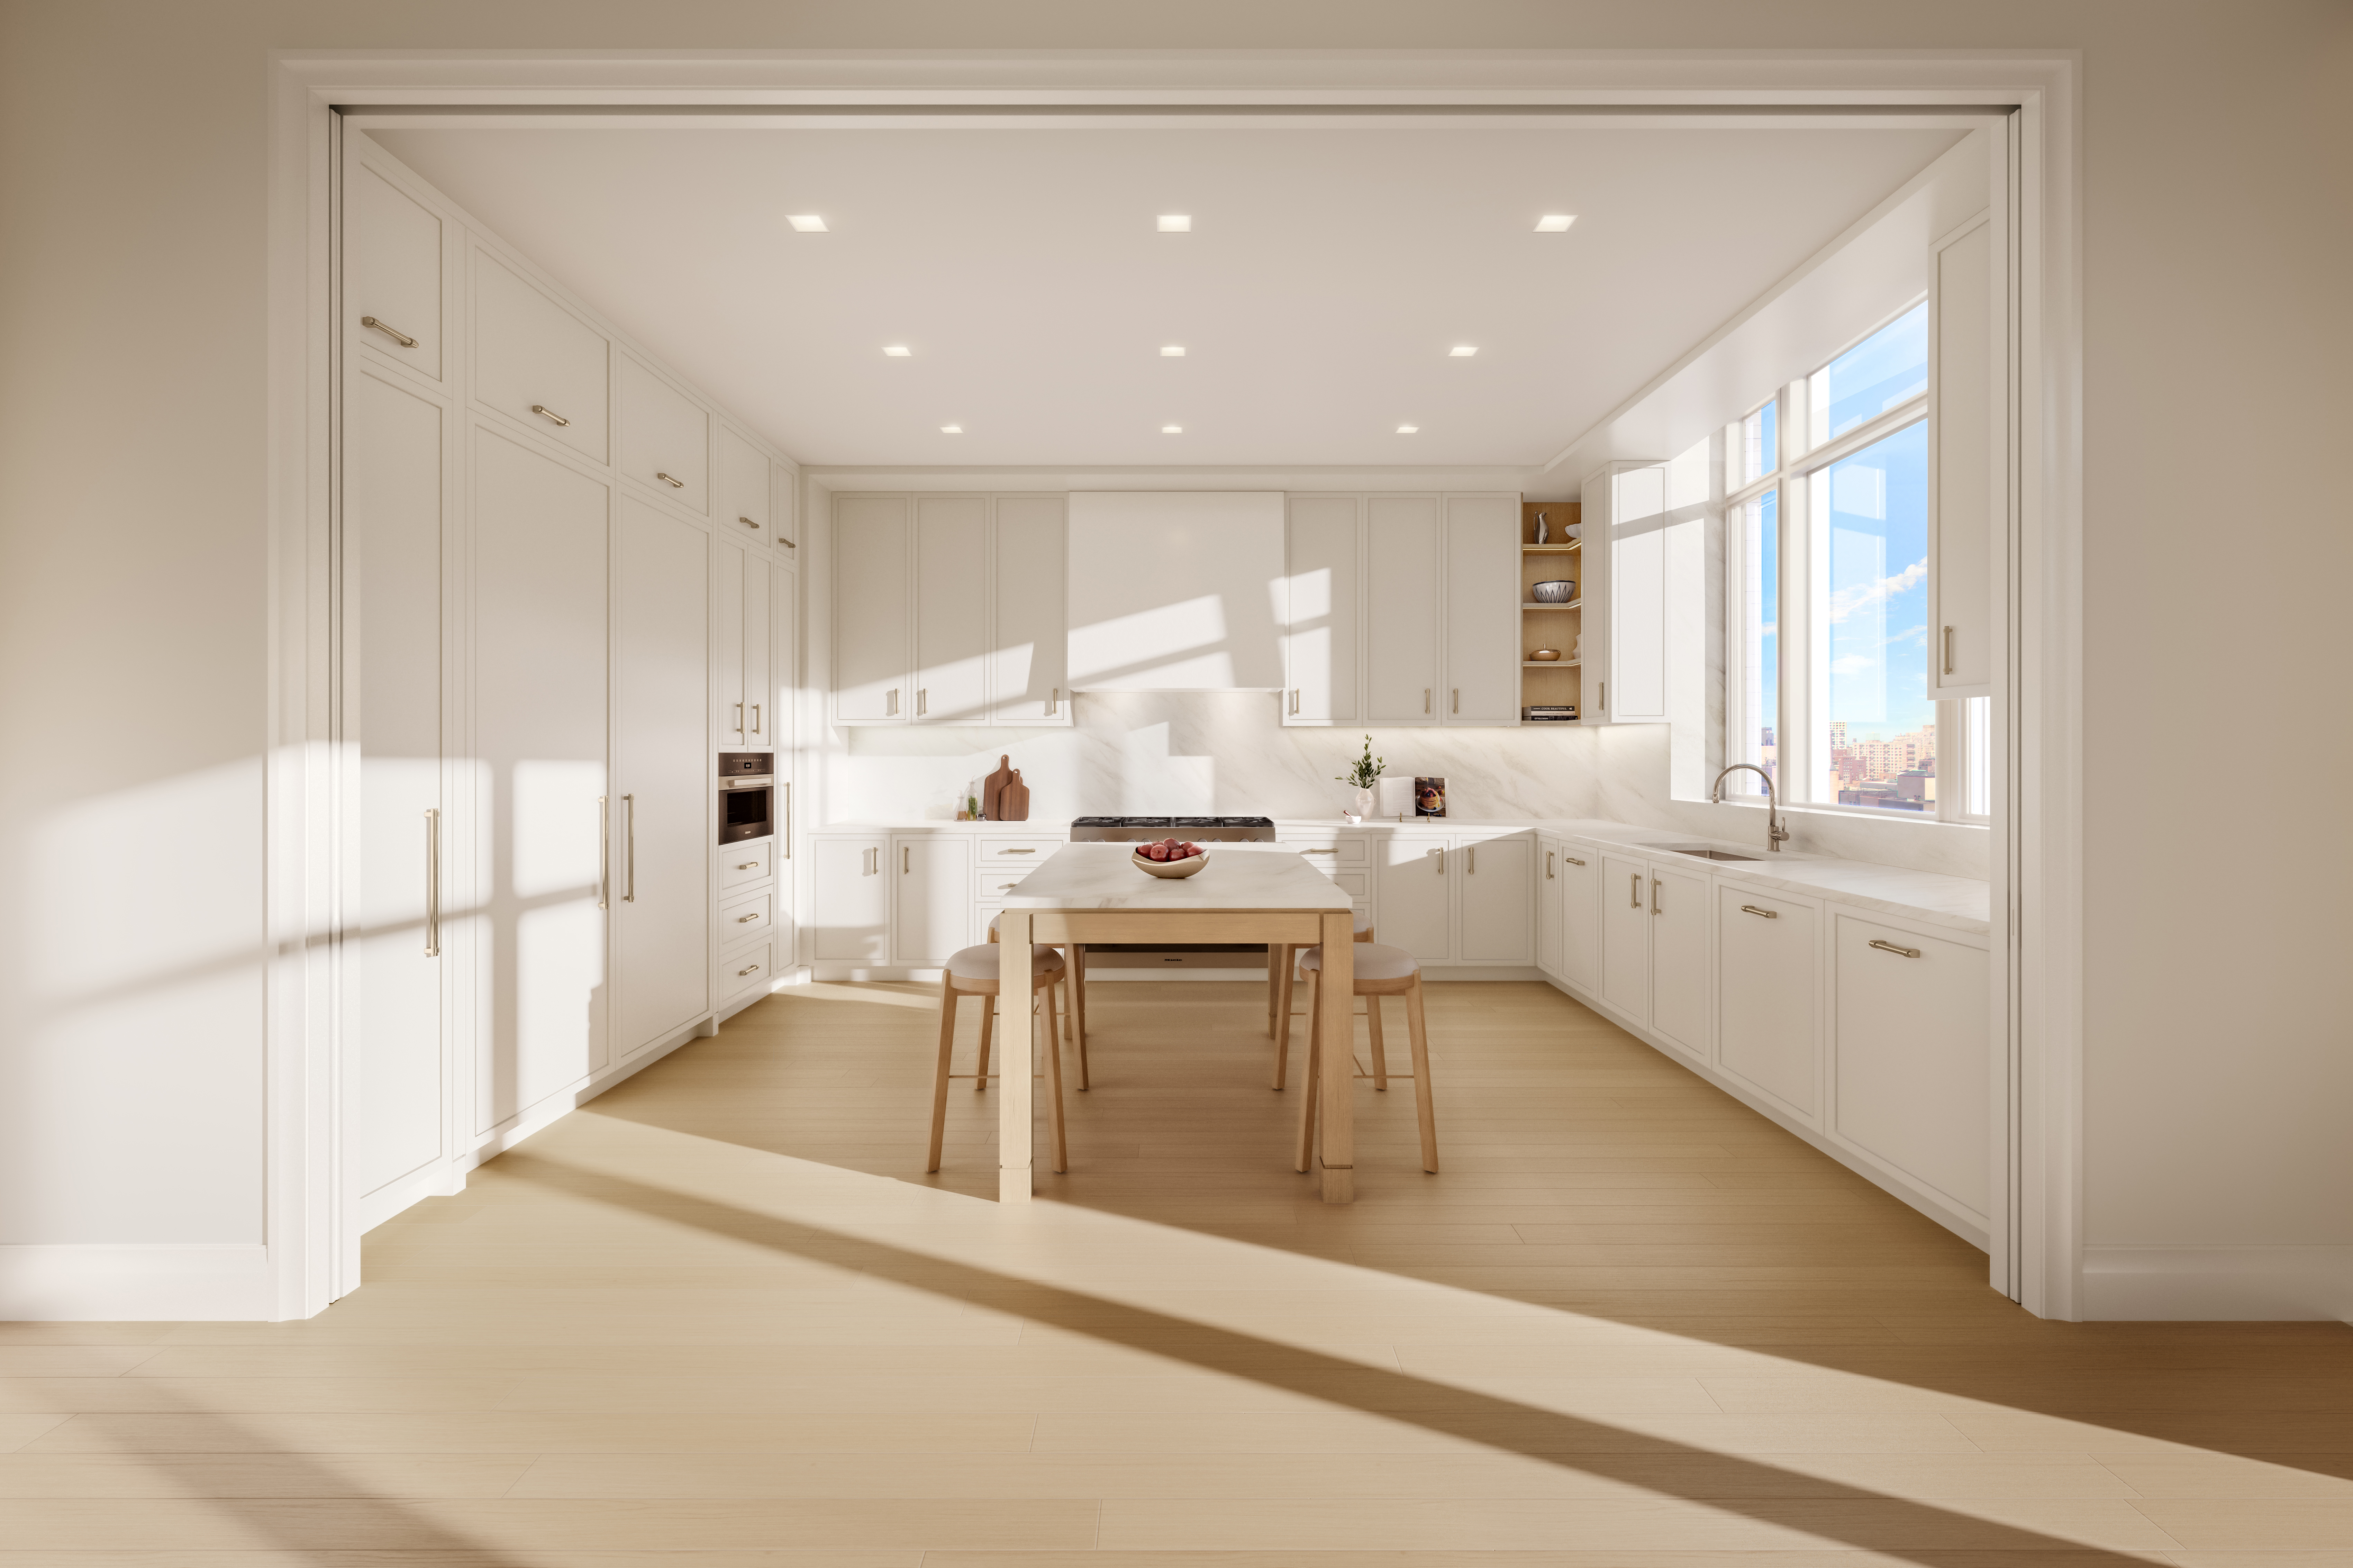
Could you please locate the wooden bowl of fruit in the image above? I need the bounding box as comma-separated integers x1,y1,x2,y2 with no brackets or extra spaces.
1131,838,1210,878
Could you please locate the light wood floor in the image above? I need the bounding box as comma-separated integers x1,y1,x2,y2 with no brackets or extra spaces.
3,978,2349,1566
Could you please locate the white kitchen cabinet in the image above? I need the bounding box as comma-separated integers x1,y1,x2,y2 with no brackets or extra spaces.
1534,837,1562,975
813,836,890,962
720,941,776,1004
1283,495,1359,725
832,495,910,724
1442,495,1521,725
615,353,709,514
771,459,799,557
718,425,771,544
1597,851,1652,1025
1364,496,1441,724
1715,883,1822,1123
913,496,989,723
716,534,748,747
1648,862,1710,1061
989,496,1070,725
1579,461,1670,725
347,157,447,383
472,247,609,465
891,836,973,967
1066,492,1286,691
470,424,611,1130
1374,835,1453,964
1556,840,1600,995
1931,214,1995,697
1828,911,1991,1222
1456,833,1534,964
720,838,775,894
612,497,713,1059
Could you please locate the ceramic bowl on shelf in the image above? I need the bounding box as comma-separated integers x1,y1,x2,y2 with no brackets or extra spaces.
1531,579,1576,603
1529,648,1561,661
1132,848,1209,879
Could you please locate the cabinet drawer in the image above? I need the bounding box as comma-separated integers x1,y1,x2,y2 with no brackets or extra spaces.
721,940,773,1000
977,867,1038,901
976,839,1062,866
347,161,445,382
1329,870,1369,899
618,354,710,513
721,838,775,891
720,889,774,942
1280,835,1369,865
474,249,609,463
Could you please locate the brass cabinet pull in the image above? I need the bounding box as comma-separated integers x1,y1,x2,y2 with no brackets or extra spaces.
597,796,610,909
530,404,570,427
739,516,760,531
1300,846,1336,855
1741,904,1778,919
779,536,796,550
902,845,910,874
782,783,791,859
886,688,898,717
734,701,744,737
657,471,684,488
1869,938,1922,958
1468,845,1477,874
1565,855,1586,866
737,961,762,977
751,703,761,735
1651,877,1663,915
1943,626,1955,676
737,912,760,924
1423,688,1431,714
736,860,761,871
998,848,1036,855
1289,689,1300,715
622,793,637,903
1452,688,1460,714
1546,850,1554,879
1629,872,1641,908
1049,687,1060,716
423,808,440,957
916,688,927,717
361,315,416,347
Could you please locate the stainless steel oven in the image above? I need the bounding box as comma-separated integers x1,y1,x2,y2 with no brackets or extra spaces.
718,752,773,844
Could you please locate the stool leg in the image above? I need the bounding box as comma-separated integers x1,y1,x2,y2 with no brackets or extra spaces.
1366,989,1388,1091
1294,970,1321,1173
1071,945,1090,1090
1405,975,1438,1173
1271,946,1295,1089
927,984,958,1172
974,991,994,1092
1042,979,1068,1175
1060,950,1073,1041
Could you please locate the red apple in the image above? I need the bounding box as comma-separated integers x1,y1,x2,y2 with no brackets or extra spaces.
1144,843,1168,861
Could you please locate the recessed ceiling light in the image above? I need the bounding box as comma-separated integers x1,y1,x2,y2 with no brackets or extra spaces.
1449,345,1479,357
1161,425,1183,434
1157,215,1191,232
786,214,828,232
1534,214,1576,233
940,425,963,434
882,345,912,357
1397,425,1419,435
1161,345,1187,357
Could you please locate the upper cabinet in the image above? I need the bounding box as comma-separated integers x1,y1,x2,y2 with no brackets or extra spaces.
472,248,610,465
1365,496,1442,723
832,495,913,724
1580,461,1670,725
346,158,447,383
990,497,1070,726
616,354,709,514
718,426,770,546
771,460,799,559
1066,491,1285,691
913,496,990,724
1931,213,1995,698
1443,495,1520,725
1283,495,1360,726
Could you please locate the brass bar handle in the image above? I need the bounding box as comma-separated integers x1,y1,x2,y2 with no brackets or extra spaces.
423,808,440,957
1049,687,1060,716
1423,689,1430,714
1300,847,1336,854
737,960,762,978
622,794,636,903
597,796,610,909
735,701,744,737
1289,689,1300,716
998,848,1037,855
1546,850,1554,879
1630,872,1641,909
751,703,761,735
916,688,927,717
886,688,898,717
530,404,570,427
1468,845,1477,874
739,516,760,531
1870,938,1922,958
779,536,796,550
782,782,790,858
1452,688,1460,715
902,845,910,874
736,859,761,871
1565,855,1586,866
361,315,417,348
736,912,760,924
1741,904,1779,919
657,471,685,488
1943,625,1955,676
1651,877,1662,915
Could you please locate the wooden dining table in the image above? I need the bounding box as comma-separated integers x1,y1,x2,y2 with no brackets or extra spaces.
997,843,1359,1202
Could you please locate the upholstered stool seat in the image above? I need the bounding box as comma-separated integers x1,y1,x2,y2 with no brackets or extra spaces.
948,943,1063,981
1298,941,1417,981
1285,942,1439,1176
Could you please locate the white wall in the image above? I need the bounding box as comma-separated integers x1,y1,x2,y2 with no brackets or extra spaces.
3,0,2346,1319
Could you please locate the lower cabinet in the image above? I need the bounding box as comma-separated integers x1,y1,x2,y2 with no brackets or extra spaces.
1456,833,1534,964
1597,851,1651,1025
813,835,889,961
1375,834,1454,963
1714,883,1821,1122
1557,841,1599,994
1535,836,1563,974
891,836,973,965
1647,862,1710,1062
720,939,774,1004
1827,911,1992,1224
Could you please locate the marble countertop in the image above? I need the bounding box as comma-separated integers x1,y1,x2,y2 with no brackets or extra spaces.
1002,843,1351,911
823,815,1990,935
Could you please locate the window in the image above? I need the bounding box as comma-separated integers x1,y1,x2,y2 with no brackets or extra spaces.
1723,300,1985,826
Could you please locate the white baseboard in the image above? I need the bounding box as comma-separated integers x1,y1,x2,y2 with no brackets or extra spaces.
0,1244,275,1321
2083,1246,2353,1322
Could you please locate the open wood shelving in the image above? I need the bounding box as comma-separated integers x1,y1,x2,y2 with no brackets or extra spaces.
1519,501,1583,724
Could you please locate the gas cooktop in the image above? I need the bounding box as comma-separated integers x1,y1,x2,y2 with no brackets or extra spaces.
1069,815,1277,842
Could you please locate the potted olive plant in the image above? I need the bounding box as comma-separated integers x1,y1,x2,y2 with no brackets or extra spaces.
1335,735,1385,822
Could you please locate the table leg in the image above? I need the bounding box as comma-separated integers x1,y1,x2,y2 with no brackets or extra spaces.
1265,945,1281,1038
999,912,1034,1203
1317,910,1354,1203
1070,945,1089,1090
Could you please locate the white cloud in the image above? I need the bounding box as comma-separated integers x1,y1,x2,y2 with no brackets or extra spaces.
1828,558,1927,624
1829,654,1878,676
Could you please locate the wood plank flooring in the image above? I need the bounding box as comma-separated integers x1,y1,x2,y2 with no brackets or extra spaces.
3,978,2348,1566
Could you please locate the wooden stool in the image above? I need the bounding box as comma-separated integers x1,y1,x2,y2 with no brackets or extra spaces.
928,942,1071,1175
1268,909,1373,1087
1288,941,1438,1176
990,913,1089,1088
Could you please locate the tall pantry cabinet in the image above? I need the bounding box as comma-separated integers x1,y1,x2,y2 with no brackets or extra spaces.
337,132,799,1274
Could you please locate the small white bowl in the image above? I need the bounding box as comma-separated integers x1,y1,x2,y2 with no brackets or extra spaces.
1132,848,1209,878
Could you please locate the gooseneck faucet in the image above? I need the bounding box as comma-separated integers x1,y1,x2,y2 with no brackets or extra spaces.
1711,763,1791,853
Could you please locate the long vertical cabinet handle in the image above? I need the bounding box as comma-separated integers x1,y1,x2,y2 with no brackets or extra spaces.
1629,872,1641,909
916,689,927,718
886,689,899,717
1546,850,1555,880
751,703,761,735
423,809,441,957
735,701,745,738
782,782,791,858
1468,845,1477,874
1452,688,1460,715
902,845,910,874
1049,687,1060,716
623,794,637,903
597,797,610,909
1433,847,1445,873
1651,878,1663,915
1423,689,1430,714
1943,626,1955,676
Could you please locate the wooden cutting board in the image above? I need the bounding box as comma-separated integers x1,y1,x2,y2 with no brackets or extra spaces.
982,755,1014,820
999,768,1030,822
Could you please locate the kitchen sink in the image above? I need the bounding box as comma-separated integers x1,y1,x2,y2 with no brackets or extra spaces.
1663,846,1760,861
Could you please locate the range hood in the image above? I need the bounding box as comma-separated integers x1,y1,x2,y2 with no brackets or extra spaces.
1065,491,1286,692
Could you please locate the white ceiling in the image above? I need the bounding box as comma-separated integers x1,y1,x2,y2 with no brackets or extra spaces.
372,124,1962,471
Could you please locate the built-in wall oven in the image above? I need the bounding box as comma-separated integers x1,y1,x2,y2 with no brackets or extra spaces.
718,752,773,844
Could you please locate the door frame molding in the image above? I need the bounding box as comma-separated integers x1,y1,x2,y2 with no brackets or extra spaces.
268,48,2082,1320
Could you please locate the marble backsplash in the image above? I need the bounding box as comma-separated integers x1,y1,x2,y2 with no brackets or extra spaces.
824,691,1988,880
